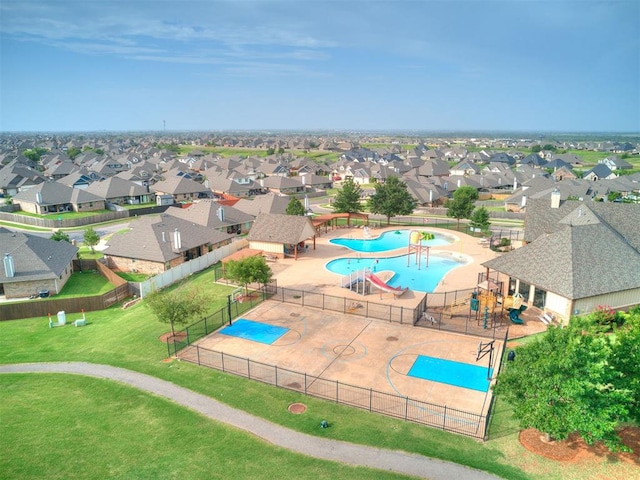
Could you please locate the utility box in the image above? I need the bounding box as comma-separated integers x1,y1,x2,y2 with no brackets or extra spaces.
57,311,66,325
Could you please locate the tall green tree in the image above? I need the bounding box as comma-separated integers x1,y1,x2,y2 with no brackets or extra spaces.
332,177,363,214
286,197,306,216
225,256,273,295
469,206,490,232
22,147,49,163
50,230,70,242
445,185,478,229
367,176,417,225
83,227,100,253
66,147,82,160
145,288,209,338
494,309,640,451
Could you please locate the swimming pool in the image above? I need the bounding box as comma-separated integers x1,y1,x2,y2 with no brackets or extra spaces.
325,254,464,292
329,229,452,253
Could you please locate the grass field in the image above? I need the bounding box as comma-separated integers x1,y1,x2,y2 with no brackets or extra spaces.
1,266,636,479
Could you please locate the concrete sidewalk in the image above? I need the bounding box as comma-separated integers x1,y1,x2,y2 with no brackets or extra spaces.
0,362,502,480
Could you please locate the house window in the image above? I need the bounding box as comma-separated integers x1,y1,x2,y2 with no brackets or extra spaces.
89,202,93,207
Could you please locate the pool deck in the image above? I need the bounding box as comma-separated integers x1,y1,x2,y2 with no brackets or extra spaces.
270,225,497,307
265,225,548,338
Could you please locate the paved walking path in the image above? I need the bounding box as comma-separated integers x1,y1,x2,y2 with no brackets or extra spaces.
0,362,501,480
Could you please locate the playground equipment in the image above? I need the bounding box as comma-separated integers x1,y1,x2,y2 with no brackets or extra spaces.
341,267,408,298
406,230,434,269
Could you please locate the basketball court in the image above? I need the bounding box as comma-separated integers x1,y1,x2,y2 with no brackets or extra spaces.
186,299,503,436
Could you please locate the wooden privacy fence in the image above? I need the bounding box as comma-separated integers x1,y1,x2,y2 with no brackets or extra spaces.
0,283,130,321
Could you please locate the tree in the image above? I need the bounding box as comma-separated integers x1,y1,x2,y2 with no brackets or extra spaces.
286,197,306,216
83,227,100,253
445,186,478,229
66,147,81,160
469,206,490,232
145,288,209,338
367,176,417,225
225,256,273,295
531,145,542,153
332,177,363,214
494,309,640,451
22,147,49,163
50,230,70,242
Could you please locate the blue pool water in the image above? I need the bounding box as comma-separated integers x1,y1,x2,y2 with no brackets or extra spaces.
325,254,463,292
330,229,452,252
408,355,493,392
219,319,289,345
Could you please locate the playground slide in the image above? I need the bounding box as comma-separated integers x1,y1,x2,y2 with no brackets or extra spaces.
508,309,524,325
365,272,408,296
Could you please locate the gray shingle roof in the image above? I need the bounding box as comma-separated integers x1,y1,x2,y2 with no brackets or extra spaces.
484,203,640,299
0,228,78,283
166,200,254,228
103,214,234,262
247,213,316,244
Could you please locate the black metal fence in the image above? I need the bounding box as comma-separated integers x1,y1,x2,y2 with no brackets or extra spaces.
176,342,489,439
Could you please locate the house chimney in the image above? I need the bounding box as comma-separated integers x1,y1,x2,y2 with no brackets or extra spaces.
4,254,15,278
301,174,307,185
457,179,461,188
513,178,517,191
162,231,166,243
36,192,43,204
217,206,225,222
173,229,181,250
429,189,433,203
521,195,527,208
550,188,561,209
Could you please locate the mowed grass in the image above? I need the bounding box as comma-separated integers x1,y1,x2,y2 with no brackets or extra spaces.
0,374,407,480
55,271,115,298
2,264,635,479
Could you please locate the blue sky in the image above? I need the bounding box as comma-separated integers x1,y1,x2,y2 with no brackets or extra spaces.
1,0,638,133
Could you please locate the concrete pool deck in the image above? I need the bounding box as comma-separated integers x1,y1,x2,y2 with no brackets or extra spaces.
262,225,548,338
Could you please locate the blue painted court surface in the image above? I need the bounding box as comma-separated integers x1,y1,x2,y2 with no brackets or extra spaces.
408,355,493,392
219,319,289,345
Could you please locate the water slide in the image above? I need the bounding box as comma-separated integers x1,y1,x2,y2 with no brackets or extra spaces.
364,272,408,296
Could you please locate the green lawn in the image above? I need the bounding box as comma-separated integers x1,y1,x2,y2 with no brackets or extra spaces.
55,271,115,298
0,374,405,480
1,264,632,479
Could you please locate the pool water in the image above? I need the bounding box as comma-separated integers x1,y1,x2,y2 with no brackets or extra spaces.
330,229,452,253
325,254,464,292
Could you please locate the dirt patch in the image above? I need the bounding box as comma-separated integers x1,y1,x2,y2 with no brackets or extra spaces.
158,331,187,343
288,403,307,414
519,427,640,465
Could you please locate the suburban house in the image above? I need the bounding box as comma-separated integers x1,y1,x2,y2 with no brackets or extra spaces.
599,155,633,171
166,200,255,235
232,192,291,216
11,181,106,214
102,214,235,275
0,227,78,299
247,213,316,260
0,159,47,196
583,164,616,181
84,176,154,205
260,175,304,195
482,197,640,322
150,176,210,202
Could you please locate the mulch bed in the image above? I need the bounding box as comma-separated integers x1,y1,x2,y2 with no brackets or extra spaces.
519,427,640,465
158,331,187,343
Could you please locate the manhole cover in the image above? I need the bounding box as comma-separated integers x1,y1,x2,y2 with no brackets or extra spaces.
386,336,398,341
288,403,307,414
